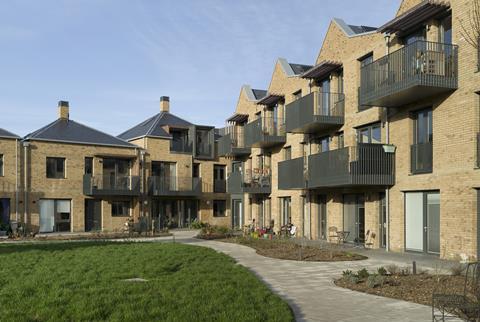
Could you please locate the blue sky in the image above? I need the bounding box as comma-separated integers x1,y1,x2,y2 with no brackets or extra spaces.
0,0,400,137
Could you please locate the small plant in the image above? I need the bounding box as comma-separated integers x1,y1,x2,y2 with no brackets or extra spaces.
366,274,386,288
386,264,400,275
342,270,353,277
357,268,370,279
449,263,466,276
400,266,411,276
190,221,207,229
348,275,360,284
377,267,387,276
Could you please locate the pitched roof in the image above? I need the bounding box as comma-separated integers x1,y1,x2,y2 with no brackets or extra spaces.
333,18,378,38
24,119,136,148
0,128,20,139
252,89,268,100
118,112,193,141
348,25,377,34
289,63,313,75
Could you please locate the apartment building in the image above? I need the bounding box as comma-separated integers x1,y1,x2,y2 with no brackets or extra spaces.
119,96,230,229
0,129,20,228
221,0,480,260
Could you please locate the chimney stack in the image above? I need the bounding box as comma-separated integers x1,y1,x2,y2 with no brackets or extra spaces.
58,101,69,119
160,96,170,113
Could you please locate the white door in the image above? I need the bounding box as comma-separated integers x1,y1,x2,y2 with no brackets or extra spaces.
405,192,425,252
39,199,55,233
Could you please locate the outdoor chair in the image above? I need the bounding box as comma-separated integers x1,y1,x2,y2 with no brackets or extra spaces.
328,226,340,244
365,230,376,248
432,261,480,321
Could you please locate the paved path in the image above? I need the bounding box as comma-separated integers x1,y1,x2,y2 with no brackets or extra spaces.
172,231,443,322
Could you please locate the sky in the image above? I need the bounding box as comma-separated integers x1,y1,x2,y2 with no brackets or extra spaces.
0,0,401,137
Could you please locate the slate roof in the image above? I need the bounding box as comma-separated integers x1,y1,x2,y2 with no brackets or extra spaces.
252,89,268,100
0,128,20,139
24,119,137,148
348,24,377,34
289,63,313,75
118,112,193,141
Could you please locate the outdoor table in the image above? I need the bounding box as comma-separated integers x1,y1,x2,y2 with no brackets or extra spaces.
336,231,350,244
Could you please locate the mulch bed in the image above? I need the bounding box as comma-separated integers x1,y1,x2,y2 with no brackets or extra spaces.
222,237,367,262
335,274,466,306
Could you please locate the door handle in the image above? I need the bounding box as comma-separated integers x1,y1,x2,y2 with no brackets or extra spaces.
424,226,428,232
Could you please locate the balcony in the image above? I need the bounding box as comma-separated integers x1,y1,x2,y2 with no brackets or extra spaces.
285,92,345,134
244,117,286,148
359,40,458,108
227,171,271,194
411,142,432,174
170,140,193,154
148,176,202,197
83,174,141,196
308,144,395,188
214,179,226,193
278,157,307,190
218,132,250,157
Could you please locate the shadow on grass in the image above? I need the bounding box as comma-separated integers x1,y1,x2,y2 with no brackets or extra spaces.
0,240,127,255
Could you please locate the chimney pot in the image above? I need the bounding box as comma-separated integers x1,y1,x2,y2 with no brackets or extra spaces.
58,100,70,119
160,96,170,113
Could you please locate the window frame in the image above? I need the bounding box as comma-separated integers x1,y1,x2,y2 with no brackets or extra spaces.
283,146,292,161
46,157,66,179
0,154,3,177
213,200,227,217
356,122,382,144
84,157,93,175
111,201,131,217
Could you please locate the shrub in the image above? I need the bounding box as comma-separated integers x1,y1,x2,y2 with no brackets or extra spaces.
348,275,360,284
386,264,400,275
197,224,233,240
357,268,370,279
449,263,466,276
366,274,386,288
190,221,207,229
342,270,353,278
377,267,387,276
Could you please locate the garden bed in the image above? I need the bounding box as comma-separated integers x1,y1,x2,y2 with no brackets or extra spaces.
222,237,367,262
335,266,466,306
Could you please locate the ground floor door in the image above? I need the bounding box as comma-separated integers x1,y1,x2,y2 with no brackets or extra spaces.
257,198,264,228
280,197,291,226
317,194,327,240
232,199,243,229
152,199,198,229
405,191,440,254
39,199,71,233
0,198,10,225
379,192,387,248
85,199,102,232
343,194,365,244
302,196,310,238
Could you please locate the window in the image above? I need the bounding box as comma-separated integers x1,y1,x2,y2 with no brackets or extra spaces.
314,136,330,153
337,69,344,94
359,53,373,68
283,147,292,160
404,28,426,45
46,157,65,179
170,129,191,153
337,132,344,149
357,123,381,144
111,201,131,217
440,15,452,45
213,200,226,217
0,154,3,176
84,157,93,175
411,108,433,173
192,163,200,178
39,199,71,233
293,90,302,100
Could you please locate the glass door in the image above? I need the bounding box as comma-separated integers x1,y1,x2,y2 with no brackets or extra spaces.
379,193,387,248
320,79,330,115
317,195,327,240
281,197,291,226
232,199,243,229
343,194,365,244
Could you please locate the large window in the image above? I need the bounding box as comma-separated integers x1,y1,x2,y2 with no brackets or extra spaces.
357,123,381,144
111,201,131,217
411,108,433,173
0,154,3,176
46,157,65,179
84,157,93,175
39,199,71,233
213,200,226,217
313,136,330,153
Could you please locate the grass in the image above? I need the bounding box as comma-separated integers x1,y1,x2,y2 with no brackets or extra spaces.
0,241,293,322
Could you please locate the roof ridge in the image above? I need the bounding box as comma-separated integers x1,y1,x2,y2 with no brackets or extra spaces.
146,113,163,136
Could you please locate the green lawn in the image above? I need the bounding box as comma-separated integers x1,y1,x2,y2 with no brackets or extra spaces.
0,242,293,322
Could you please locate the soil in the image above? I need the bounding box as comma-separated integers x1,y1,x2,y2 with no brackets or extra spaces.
335,274,466,306
221,237,367,262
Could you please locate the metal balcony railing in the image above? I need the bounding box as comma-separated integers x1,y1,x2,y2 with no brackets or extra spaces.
359,40,458,108
218,126,250,157
227,169,271,194
278,157,307,190
148,176,201,196
83,174,140,196
286,92,344,133
411,142,433,174
214,179,226,193
170,140,193,153
244,117,286,148
308,144,395,188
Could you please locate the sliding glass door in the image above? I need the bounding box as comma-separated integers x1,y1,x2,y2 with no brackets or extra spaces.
39,199,71,233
